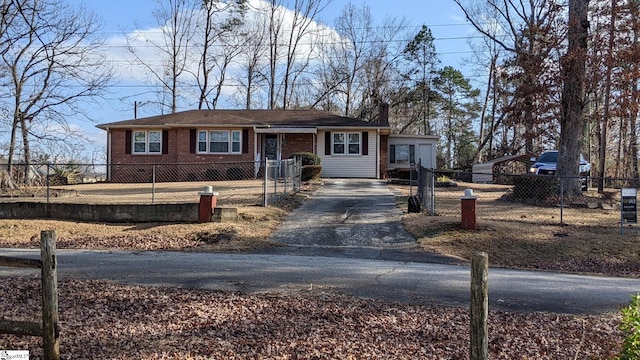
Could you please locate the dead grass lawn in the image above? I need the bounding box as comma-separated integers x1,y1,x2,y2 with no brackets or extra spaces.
392,182,640,277
1,180,639,277
1,180,269,206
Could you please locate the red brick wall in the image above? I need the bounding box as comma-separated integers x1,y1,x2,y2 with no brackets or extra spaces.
380,134,389,179
281,133,315,159
109,128,256,182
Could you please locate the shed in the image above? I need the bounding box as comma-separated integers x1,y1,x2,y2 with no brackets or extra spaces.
387,134,438,170
472,153,534,183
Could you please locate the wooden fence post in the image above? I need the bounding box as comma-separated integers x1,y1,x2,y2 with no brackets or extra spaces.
41,230,60,360
470,252,488,360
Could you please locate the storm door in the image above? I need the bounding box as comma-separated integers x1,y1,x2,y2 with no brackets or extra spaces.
264,134,279,161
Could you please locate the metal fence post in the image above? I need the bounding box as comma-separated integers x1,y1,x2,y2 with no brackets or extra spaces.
298,157,302,191
430,168,436,215
284,160,288,196
273,160,278,202
409,163,414,197
152,165,156,204
46,163,51,204
417,159,423,205
559,178,564,224
298,157,302,190
263,157,269,207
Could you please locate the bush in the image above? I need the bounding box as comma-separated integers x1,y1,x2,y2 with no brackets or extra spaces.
290,152,320,166
388,169,411,180
618,294,640,360
512,175,559,201
301,165,322,181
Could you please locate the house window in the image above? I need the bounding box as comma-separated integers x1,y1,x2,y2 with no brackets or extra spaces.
231,130,241,153
333,132,360,155
197,130,242,154
390,144,415,164
133,130,162,154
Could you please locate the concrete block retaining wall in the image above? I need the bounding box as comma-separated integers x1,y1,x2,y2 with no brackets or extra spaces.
0,202,199,223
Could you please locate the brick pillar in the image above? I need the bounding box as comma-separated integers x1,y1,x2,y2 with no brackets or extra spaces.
198,187,218,223
461,189,478,230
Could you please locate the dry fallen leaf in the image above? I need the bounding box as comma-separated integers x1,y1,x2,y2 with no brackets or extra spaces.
0,277,623,359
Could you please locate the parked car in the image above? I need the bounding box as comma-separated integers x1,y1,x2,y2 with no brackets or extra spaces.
529,150,591,191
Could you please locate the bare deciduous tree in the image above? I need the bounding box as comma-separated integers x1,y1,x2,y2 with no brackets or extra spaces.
263,0,330,110
0,0,113,179
193,0,246,109
129,0,197,114
330,2,373,116
232,13,269,109
454,0,565,153
356,15,409,122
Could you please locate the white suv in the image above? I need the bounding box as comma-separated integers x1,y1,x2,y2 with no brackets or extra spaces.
529,150,591,190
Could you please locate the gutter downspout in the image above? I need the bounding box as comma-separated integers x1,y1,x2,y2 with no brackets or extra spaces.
106,128,112,181
376,129,381,179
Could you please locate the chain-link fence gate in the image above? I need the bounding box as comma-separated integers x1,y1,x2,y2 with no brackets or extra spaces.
411,160,435,215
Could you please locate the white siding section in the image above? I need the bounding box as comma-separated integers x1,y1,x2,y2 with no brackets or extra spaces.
388,135,438,170
318,130,377,178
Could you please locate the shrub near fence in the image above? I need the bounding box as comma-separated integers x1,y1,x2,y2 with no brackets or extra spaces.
290,152,321,182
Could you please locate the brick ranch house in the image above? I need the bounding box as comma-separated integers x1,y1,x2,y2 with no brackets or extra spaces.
96,109,398,182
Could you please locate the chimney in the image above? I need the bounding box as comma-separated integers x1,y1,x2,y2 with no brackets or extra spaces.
378,103,389,126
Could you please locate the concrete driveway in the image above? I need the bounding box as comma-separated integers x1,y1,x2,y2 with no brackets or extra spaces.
268,178,415,248
262,178,458,263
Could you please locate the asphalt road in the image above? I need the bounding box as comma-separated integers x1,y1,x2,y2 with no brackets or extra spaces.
1,248,639,315
2,178,640,315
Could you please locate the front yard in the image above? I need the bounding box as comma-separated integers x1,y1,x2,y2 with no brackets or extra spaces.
0,180,634,359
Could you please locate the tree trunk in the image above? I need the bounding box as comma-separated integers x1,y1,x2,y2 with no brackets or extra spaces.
598,0,616,193
476,54,497,163
557,0,589,196
630,3,640,185
7,113,18,173
20,116,32,185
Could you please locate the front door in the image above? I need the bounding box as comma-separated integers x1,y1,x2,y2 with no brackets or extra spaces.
264,134,279,161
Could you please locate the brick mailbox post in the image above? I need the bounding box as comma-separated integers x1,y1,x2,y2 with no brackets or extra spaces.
198,186,218,223
461,188,478,230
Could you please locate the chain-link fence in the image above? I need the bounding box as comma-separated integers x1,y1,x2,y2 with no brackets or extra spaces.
263,158,302,206
435,171,639,229
0,159,302,207
412,162,435,215
387,160,436,215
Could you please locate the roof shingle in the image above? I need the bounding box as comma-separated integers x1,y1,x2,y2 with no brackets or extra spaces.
96,109,388,129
